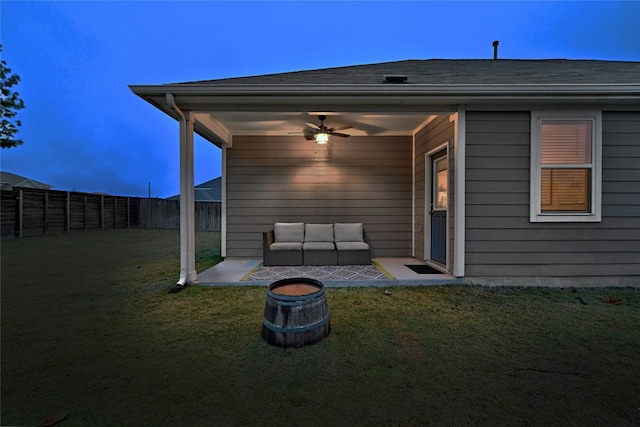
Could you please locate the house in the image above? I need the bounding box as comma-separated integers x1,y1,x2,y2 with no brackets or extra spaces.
166,177,222,202
0,171,53,191
130,59,640,286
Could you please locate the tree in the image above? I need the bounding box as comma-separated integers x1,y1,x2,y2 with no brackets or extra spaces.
1,44,25,148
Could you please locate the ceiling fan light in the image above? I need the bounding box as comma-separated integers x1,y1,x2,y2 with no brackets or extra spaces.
315,132,329,144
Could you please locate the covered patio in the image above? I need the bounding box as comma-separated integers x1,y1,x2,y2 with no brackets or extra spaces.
130,62,468,287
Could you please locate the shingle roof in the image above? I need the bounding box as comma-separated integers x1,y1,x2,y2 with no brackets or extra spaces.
0,171,52,190
179,59,640,86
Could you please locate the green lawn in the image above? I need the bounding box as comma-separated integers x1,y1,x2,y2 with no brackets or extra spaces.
2,229,639,426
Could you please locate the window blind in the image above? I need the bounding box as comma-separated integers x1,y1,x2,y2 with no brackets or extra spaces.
541,120,592,164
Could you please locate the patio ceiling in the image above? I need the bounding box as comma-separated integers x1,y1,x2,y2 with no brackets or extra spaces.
131,82,640,147
130,83,462,146
195,111,439,140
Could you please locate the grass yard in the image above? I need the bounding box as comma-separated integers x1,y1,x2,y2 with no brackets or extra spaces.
1,229,639,426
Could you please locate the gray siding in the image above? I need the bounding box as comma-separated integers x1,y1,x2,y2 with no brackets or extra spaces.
414,115,455,263
226,135,413,257
465,111,640,278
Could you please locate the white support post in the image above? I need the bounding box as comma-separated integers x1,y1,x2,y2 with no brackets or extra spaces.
411,132,416,258
452,108,466,278
221,144,227,258
179,110,197,284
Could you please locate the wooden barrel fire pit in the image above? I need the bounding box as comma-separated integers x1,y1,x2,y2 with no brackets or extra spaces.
261,278,330,348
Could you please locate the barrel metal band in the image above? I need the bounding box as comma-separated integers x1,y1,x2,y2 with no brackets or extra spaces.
266,289,324,303
266,295,324,307
262,315,330,334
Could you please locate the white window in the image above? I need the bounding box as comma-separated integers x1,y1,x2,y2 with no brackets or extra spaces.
530,111,602,222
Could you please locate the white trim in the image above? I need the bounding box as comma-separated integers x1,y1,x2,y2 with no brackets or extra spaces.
411,132,416,258
424,142,450,265
221,143,228,258
529,110,602,223
167,93,197,285
413,114,438,134
179,111,197,283
424,153,430,261
193,113,232,145
131,83,640,96
452,109,466,277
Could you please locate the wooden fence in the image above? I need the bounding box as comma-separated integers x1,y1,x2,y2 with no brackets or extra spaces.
1,188,221,239
129,197,221,231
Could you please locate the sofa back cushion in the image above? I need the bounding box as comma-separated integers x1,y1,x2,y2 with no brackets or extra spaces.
274,222,304,242
304,223,334,242
334,223,364,242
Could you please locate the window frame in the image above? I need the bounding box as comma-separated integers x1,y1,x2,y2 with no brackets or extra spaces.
530,111,602,223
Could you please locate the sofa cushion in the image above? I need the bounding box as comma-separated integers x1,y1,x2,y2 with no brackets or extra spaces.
303,241,335,251
335,241,370,251
334,223,364,242
304,223,334,242
270,241,303,251
274,222,304,242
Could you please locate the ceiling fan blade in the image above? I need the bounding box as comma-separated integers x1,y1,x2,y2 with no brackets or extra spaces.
288,131,305,135
331,132,351,138
305,122,321,130
303,131,316,140
329,124,352,132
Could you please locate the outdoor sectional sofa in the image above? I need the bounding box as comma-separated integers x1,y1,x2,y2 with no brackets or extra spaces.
263,222,371,266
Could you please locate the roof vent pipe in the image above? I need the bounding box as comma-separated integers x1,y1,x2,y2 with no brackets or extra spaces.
493,40,499,60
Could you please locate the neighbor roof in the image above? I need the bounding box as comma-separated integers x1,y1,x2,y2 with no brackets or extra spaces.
177,59,640,86
0,171,52,190
167,177,221,202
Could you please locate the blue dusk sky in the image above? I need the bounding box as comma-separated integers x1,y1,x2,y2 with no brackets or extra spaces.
1,1,639,198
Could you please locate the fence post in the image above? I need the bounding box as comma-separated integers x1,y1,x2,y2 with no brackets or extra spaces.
100,195,105,231
44,191,49,235
17,189,23,238
66,192,71,233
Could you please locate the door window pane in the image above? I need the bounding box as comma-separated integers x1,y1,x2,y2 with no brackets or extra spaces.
434,157,447,210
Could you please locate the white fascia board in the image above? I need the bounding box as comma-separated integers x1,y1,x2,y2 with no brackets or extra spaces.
130,84,640,112
132,92,640,115
130,83,640,97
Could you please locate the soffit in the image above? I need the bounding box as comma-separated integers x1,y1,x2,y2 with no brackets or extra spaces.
196,111,438,137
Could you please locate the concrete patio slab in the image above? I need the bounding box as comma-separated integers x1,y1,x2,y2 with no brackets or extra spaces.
194,257,463,287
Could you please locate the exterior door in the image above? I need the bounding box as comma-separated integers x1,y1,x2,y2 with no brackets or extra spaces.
430,153,448,264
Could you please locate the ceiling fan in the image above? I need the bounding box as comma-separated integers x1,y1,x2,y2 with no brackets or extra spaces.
291,115,352,144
